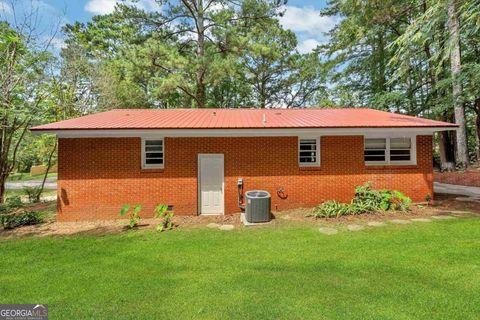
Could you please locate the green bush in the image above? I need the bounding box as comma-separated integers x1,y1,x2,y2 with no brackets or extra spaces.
353,182,411,212
18,211,43,225
310,182,412,219
0,196,26,228
0,196,24,215
1,211,43,229
23,186,42,203
308,201,350,218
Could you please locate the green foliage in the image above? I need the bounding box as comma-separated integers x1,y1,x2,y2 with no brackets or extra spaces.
0,196,24,216
0,196,24,229
61,1,321,109
1,211,43,230
0,21,55,201
154,204,174,232
22,186,42,203
319,0,480,164
119,204,142,229
309,201,351,218
16,134,57,172
425,194,432,203
310,182,412,218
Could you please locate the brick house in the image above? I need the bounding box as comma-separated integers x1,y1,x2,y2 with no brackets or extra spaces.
31,108,456,221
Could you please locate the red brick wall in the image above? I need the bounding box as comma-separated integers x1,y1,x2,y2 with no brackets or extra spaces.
434,171,480,187
57,135,433,221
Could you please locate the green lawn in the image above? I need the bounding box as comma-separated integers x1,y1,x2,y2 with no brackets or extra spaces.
7,172,57,182
0,219,479,319
5,189,57,199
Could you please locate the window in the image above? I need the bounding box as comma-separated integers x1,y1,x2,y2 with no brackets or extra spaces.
364,136,415,165
364,138,387,162
142,138,164,168
299,137,320,166
390,137,411,162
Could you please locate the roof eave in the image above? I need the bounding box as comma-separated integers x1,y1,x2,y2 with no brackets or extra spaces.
30,126,458,138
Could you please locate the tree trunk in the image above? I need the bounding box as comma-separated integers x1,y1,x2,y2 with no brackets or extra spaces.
476,115,480,163
0,174,6,203
447,0,469,167
35,140,57,202
439,131,455,171
195,0,206,108
474,99,480,163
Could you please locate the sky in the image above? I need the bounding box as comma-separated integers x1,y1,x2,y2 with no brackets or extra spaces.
0,0,337,54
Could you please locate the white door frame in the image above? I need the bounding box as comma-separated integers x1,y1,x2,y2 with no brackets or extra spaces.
197,154,225,215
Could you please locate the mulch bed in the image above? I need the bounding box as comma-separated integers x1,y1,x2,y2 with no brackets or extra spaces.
1,193,479,239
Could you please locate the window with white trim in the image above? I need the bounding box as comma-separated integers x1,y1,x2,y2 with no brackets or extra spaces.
364,136,415,165
299,137,320,166
142,138,164,168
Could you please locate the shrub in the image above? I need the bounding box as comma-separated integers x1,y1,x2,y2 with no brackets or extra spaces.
119,204,142,229
0,196,24,215
309,201,350,218
1,211,42,229
18,211,43,225
154,204,174,232
0,195,26,229
310,182,412,218
23,186,42,203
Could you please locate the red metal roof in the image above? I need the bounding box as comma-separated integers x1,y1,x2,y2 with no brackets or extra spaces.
31,108,457,131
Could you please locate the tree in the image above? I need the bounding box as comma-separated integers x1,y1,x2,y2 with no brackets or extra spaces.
447,0,469,167
0,21,54,202
62,1,322,109
319,0,437,113
237,17,322,107
321,0,480,167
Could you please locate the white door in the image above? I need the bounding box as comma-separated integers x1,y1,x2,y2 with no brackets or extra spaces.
198,154,224,215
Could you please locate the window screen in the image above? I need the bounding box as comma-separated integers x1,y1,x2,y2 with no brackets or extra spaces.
364,137,413,164
143,139,163,167
364,138,386,162
390,137,411,162
299,138,319,166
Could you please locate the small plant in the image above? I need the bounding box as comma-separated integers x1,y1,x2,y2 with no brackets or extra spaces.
425,194,432,204
310,182,412,219
23,186,42,203
155,204,174,232
310,201,350,218
119,204,142,229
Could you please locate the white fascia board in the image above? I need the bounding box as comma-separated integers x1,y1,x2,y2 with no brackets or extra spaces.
33,126,457,138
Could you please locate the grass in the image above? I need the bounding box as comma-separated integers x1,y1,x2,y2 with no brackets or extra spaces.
5,189,57,199
7,172,57,182
0,219,479,319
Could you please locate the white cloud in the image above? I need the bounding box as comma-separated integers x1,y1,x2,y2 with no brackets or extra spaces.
85,0,116,15
0,1,12,14
85,0,158,15
50,37,66,50
298,39,321,54
280,6,337,37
